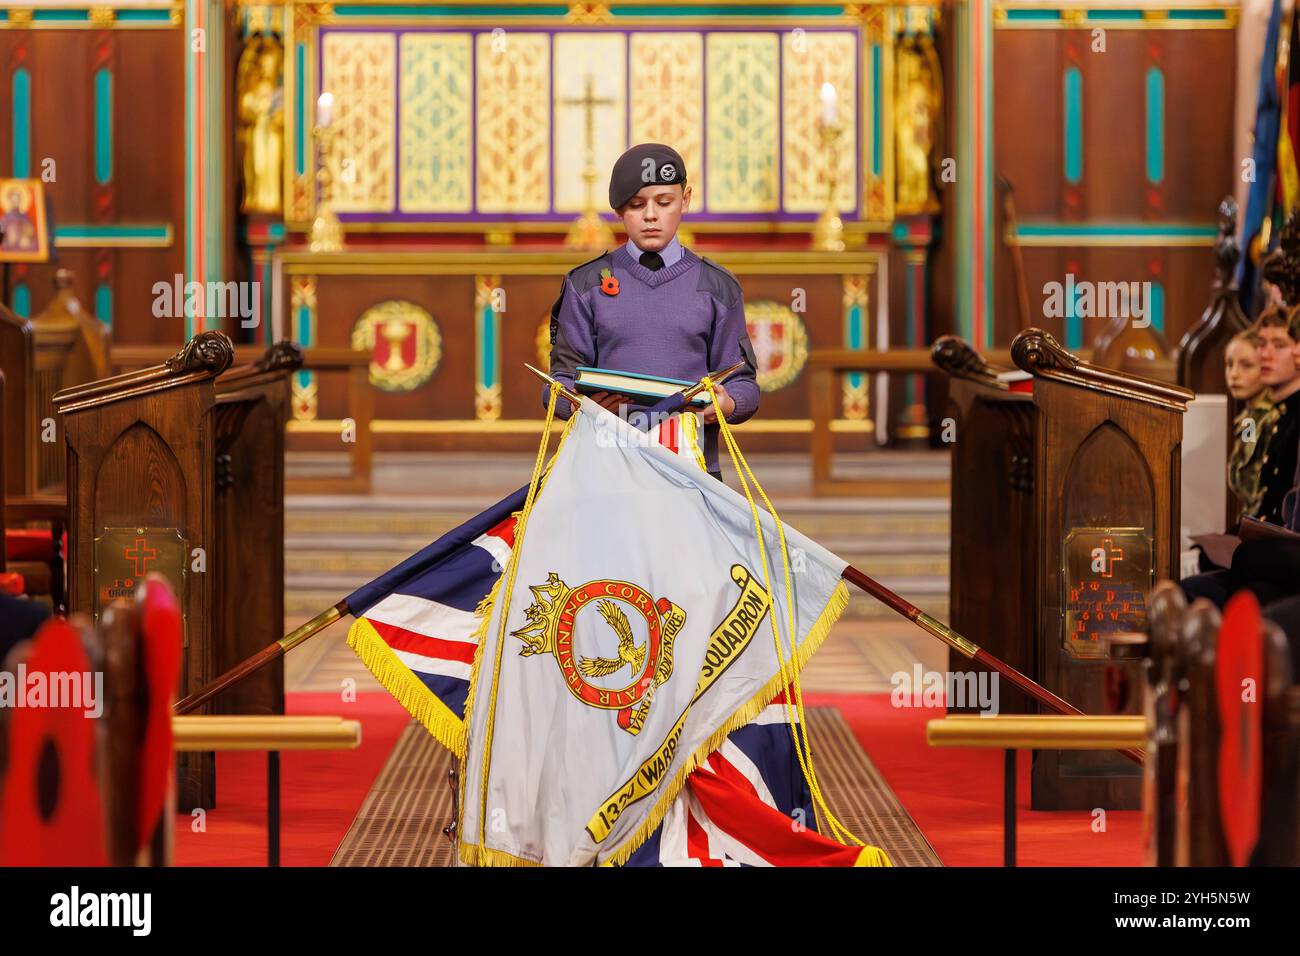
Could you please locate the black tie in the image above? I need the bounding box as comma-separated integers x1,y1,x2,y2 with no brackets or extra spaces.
639,251,665,272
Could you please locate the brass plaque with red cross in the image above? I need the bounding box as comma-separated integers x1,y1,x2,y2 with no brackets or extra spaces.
1062,527,1152,660
93,527,188,633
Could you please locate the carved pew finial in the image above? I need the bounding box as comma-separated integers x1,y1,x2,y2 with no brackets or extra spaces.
164,330,235,376
1214,196,1241,291
930,334,1006,389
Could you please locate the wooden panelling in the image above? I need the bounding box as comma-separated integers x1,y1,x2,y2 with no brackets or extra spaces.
989,28,1234,350
0,28,184,345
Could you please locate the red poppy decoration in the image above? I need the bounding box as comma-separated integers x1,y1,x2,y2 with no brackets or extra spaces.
1216,589,1264,867
599,267,619,296
0,618,107,866
137,575,182,850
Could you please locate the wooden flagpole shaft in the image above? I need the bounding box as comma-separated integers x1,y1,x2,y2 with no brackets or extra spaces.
839,565,1144,765
173,601,349,715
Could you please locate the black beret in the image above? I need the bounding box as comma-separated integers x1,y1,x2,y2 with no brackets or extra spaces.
608,143,687,210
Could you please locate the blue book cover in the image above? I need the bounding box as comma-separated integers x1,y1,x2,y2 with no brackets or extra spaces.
574,366,712,407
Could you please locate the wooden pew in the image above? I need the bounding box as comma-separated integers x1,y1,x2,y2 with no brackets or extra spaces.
28,268,112,492
210,341,303,719
1145,582,1298,865
0,304,34,496
111,342,373,495
0,304,65,607
931,336,1037,718
0,369,13,595
0,573,362,866
0,575,180,866
55,331,301,809
1176,197,1251,394
932,329,1193,811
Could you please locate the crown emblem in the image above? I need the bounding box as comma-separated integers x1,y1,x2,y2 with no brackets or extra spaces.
510,571,571,657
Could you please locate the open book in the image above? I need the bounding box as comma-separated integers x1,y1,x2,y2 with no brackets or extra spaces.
574,366,713,408
1190,516,1300,569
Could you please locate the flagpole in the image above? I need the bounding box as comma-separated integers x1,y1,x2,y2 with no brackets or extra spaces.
174,601,348,715
177,359,1133,770
838,565,1144,765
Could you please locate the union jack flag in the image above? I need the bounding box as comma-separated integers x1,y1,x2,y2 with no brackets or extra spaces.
346,411,871,866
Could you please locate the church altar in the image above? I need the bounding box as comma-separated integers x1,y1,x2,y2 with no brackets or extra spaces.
244,0,942,449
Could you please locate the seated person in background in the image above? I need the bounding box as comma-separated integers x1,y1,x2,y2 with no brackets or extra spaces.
0,592,51,662
1182,307,1300,638
1226,329,1275,520
1240,305,1300,525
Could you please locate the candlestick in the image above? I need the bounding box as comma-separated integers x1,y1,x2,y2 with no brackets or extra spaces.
316,91,334,129
820,82,838,126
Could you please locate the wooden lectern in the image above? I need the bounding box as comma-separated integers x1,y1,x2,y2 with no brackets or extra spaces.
56,332,302,809
935,329,1193,810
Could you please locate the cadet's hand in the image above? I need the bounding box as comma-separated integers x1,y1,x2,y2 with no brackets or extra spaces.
589,390,626,414
701,383,735,424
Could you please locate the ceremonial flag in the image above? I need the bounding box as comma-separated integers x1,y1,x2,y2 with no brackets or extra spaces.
344,410,707,756
457,398,862,867
1239,0,1285,312
1281,6,1300,212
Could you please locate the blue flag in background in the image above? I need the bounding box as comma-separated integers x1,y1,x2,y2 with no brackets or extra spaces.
1239,0,1284,315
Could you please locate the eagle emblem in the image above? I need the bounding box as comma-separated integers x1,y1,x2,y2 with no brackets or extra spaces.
579,600,647,678
511,573,686,735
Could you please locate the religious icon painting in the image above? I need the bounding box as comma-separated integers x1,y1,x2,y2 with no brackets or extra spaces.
351,299,442,392
0,179,50,263
743,301,809,392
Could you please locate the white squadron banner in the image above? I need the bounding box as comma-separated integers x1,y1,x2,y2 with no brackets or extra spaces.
458,397,850,866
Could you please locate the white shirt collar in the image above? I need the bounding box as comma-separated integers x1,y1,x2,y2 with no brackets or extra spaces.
625,234,683,267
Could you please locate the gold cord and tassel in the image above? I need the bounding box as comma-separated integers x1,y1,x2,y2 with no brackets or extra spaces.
705,376,892,866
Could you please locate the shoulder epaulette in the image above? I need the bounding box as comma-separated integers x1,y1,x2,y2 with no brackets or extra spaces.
549,251,614,337
697,256,743,309
566,251,614,294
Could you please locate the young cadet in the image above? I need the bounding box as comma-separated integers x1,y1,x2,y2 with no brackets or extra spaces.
1225,329,1273,519
1248,305,1300,524
1183,305,1300,605
544,143,760,482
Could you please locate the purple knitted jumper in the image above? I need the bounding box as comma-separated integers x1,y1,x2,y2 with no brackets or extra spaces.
544,244,760,473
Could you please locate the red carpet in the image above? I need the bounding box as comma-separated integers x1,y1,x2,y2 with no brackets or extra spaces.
806,693,1142,867
173,690,1141,867
173,693,411,867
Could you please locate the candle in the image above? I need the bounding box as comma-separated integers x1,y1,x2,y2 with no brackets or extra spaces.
820,82,837,126
317,91,335,128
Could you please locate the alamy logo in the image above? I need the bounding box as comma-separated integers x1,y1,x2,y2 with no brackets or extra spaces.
0,665,102,718
1042,274,1153,329
50,886,151,936
890,664,1000,716
151,274,261,328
